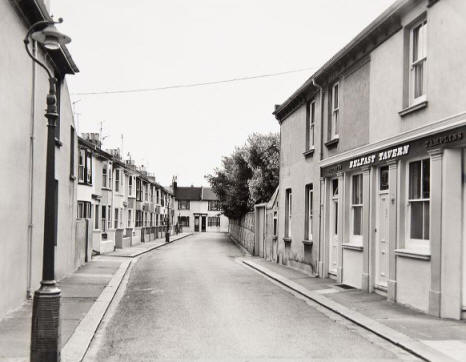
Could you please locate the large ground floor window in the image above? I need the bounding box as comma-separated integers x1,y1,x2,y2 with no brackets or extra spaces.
208,216,220,227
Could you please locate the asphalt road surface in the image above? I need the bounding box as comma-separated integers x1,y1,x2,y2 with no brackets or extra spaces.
85,233,418,361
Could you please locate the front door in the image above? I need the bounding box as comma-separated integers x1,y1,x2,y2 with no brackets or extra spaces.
329,179,339,275
375,166,390,288
194,216,200,232
201,216,206,232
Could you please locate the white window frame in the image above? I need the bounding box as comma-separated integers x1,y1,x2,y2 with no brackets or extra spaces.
350,174,363,244
115,169,120,192
307,185,314,241
331,82,340,139
409,18,427,105
285,189,292,238
78,149,85,182
406,158,430,252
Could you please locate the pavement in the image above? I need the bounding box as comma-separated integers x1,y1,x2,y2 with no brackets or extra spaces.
84,232,421,361
242,257,466,362
0,232,191,362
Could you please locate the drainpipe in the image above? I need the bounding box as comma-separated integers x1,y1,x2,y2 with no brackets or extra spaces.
26,41,37,299
312,78,324,276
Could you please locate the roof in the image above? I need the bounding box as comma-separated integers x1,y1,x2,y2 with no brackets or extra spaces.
273,0,415,122
175,186,219,201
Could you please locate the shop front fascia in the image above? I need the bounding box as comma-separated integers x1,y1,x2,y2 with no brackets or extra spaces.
320,125,466,317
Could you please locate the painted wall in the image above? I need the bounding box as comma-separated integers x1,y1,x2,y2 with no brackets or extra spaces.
176,200,229,233
229,213,255,254
0,1,78,318
369,0,466,142
278,96,321,273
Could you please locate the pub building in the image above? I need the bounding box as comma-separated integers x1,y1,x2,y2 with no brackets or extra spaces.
320,123,466,319
273,0,466,319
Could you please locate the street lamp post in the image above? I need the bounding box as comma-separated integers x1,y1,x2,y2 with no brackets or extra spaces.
24,18,71,362
165,196,171,242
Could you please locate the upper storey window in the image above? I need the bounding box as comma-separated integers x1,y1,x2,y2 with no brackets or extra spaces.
331,83,340,139
306,100,316,151
410,19,427,104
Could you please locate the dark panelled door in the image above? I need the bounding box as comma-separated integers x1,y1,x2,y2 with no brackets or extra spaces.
194,216,200,232
201,216,206,232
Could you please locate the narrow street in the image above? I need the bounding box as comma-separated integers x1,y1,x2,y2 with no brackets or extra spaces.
85,233,418,361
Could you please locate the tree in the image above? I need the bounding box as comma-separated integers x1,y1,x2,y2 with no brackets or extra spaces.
206,132,279,219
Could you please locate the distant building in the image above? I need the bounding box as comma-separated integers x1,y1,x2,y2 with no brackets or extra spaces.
174,181,229,233
78,134,175,253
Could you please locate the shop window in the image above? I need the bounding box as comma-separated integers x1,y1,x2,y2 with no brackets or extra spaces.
305,184,313,241
285,189,292,238
351,174,363,241
408,159,430,248
179,216,190,227
380,166,389,191
208,216,220,227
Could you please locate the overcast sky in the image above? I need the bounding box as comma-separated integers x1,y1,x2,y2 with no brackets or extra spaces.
52,0,396,187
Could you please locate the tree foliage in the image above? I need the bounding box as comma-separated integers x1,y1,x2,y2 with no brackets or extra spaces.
206,132,279,219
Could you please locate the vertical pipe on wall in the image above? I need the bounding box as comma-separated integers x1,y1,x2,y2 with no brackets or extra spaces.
26,41,37,299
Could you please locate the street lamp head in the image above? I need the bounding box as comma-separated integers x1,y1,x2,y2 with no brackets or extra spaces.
31,22,71,50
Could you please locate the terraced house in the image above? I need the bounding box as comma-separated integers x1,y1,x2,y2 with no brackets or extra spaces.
0,0,79,319
78,133,175,254
274,0,466,319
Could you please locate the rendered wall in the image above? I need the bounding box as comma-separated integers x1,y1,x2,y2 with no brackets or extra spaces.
0,1,78,318
229,213,255,254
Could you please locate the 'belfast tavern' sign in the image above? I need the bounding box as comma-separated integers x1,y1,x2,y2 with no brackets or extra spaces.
322,126,466,178
349,145,410,169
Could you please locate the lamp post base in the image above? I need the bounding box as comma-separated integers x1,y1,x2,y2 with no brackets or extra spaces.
30,281,61,362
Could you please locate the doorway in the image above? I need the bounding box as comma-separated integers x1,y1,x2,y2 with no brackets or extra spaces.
329,179,339,275
375,166,390,288
194,216,200,232
201,216,206,232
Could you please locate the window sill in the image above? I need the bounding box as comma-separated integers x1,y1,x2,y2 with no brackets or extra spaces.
302,239,313,247
78,181,93,186
55,138,63,148
399,100,428,117
342,243,363,251
394,248,431,261
283,237,292,244
303,147,315,158
325,137,339,148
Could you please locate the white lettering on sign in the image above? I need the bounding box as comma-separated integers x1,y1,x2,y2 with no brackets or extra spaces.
349,145,410,169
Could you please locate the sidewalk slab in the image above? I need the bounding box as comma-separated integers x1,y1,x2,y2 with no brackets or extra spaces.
0,257,130,362
243,258,466,362
107,232,192,258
